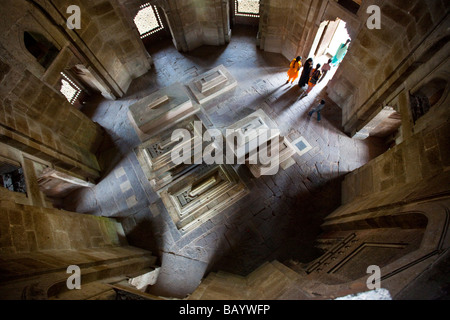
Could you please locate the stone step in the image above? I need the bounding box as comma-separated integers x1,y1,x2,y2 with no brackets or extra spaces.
275,283,316,300
190,260,323,300
187,272,218,300
247,262,293,299
215,271,247,285
246,261,277,286
50,279,119,300
283,259,311,275
202,271,248,300
270,260,302,281
249,272,290,299
125,267,158,279
87,289,117,300
201,283,246,300
199,272,246,300
187,285,207,300
200,288,242,300
110,281,173,300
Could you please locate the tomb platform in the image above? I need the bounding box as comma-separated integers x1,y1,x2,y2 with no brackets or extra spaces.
224,109,280,162
135,116,208,192
187,65,237,105
246,136,297,178
159,164,249,235
128,82,200,141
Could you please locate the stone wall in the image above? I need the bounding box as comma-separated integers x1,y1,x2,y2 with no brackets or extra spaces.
0,52,103,180
258,0,323,59
0,0,157,181
0,198,126,256
0,194,156,299
326,0,449,136
310,99,450,299
338,120,449,210
157,0,231,52
0,142,50,208
46,0,153,97
257,0,449,140
189,195,450,300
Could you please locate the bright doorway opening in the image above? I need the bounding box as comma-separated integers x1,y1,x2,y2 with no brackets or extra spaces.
307,18,351,84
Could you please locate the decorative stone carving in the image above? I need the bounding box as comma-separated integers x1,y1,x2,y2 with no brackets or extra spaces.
134,116,207,192
128,82,200,141
224,108,296,177
159,164,249,234
187,65,237,104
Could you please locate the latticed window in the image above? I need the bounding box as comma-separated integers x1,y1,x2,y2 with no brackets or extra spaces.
134,3,164,38
60,72,81,105
235,0,260,17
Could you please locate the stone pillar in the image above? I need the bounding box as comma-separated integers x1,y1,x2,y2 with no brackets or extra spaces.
157,0,232,52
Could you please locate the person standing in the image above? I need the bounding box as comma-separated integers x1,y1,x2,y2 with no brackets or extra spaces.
318,59,332,83
331,39,351,66
286,56,302,84
300,64,321,98
308,100,326,122
298,58,313,88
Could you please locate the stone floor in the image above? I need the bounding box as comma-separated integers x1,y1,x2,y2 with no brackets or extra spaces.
62,26,387,298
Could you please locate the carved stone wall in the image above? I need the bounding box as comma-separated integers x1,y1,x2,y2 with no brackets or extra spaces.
325,0,449,137
156,0,231,52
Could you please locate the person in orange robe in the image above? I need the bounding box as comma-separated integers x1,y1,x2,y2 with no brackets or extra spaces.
286,56,302,84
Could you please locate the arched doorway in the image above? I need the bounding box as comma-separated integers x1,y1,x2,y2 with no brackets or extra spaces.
23,31,60,70
307,18,351,84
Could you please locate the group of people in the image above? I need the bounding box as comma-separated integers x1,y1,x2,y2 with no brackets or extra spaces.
285,39,351,96
286,56,332,96
284,39,351,121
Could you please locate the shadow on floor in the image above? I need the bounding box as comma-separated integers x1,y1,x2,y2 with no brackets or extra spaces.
65,24,391,299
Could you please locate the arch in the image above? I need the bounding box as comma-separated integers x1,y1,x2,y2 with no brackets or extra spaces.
23,31,59,69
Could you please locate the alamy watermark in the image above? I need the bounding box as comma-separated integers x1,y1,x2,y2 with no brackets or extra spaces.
66,265,81,290
366,5,381,30
366,265,381,290
66,5,81,30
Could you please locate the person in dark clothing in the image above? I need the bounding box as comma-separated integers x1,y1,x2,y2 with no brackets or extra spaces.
298,58,313,88
308,100,326,121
